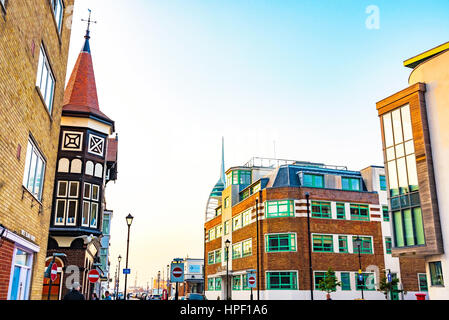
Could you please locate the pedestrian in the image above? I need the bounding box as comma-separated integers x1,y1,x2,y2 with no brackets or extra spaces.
63,282,85,300
91,292,99,300
103,291,112,300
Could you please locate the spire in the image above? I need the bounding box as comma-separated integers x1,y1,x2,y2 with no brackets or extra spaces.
62,10,113,124
220,137,225,185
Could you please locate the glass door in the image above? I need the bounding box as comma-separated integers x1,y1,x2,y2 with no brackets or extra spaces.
8,249,32,300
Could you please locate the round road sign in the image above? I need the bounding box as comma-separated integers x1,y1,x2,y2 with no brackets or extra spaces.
88,269,100,283
50,263,58,282
172,266,183,278
248,276,256,285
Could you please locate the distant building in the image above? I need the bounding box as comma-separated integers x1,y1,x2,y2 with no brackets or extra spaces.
0,0,74,300
204,157,425,300
375,41,449,299
169,257,204,298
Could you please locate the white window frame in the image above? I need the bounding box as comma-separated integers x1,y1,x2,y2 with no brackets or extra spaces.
7,246,34,300
65,199,78,226
36,44,56,113
54,199,66,226
51,0,64,33
22,138,46,201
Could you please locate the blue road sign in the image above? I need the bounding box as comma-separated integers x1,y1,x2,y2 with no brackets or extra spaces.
387,273,392,282
123,268,131,275
358,274,364,282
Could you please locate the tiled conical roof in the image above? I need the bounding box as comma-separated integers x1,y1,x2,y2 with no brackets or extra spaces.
62,32,113,124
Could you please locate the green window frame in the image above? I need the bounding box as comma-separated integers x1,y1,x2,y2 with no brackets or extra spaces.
341,272,351,290
380,175,387,191
336,203,346,220
266,234,296,252
429,261,444,286
232,275,242,290
266,200,294,218
314,272,326,289
311,201,331,219
232,214,242,231
355,273,375,291
418,273,428,292
350,204,370,221
215,277,222,291
266,271,298,290
242,209,251,227
352,236,373,254
342,177,361,191
242,239,252,257
232,243,242,259
208,252,215,265
208,278,214,291
242,274,250,290
392,207,425,248
338,236,348,253
215,249,222,263
226,170,252,186
303,174,324,188
312,234,333,252
382,206,390,221
385,237,392,254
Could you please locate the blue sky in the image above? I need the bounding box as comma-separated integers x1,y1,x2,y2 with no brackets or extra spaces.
66,0,449,288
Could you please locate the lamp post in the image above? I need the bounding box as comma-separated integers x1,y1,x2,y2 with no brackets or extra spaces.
117,255,122,299
158,271,161,295
124,213,134,300
255,196,260,301
225,239,230,300
46,252,66,300
305,192,313,301
167,264,170,298
354,236,364,300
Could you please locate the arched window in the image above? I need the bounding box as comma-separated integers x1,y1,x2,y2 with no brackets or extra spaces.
58,158,69,173
94,163,103,178
71,159,82,173
85,161,94,176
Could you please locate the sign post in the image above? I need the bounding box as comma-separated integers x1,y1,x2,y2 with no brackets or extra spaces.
171,259,184,300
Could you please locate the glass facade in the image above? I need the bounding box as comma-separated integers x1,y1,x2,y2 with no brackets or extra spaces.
382,104,425,248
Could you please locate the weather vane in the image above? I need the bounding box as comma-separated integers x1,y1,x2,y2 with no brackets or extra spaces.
81,9,97,38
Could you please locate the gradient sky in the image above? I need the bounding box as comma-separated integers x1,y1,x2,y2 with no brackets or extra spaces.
65,0,449,289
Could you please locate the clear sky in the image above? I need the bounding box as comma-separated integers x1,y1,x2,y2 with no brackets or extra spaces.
65,0,449,289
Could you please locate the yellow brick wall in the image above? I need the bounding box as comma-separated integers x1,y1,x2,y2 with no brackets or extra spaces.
0,0,74,300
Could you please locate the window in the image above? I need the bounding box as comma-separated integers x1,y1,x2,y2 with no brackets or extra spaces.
311,201,331,219
58,158,69,173
266,234,296,252
385,237,392,254
338,236,348,253
216,225,222,238
85,161,94,176
82,183,100,228
429,261,444,286
242,209,251,227
232,214,242,231
208,252,214,265
94,163,103,178
54,181,79,226
215,207,222,217
224,220,230,235
0,0,6,12
102,215,110,235
71,159,82,174
350,204,370,221
207,278,214,291
8,249,33,300
380,175,387,191
352,236,373,254
232,275,241,290
341,272,351,290
242,274,250,290
215,277,222,291
303,174,324,188
355,273,375,291
51,0,64,33
266,271,297,290
342,177,361,191
392,207,425,248
36,45,55,113
209,228,216,241
266,200,294,218
215,249,222,263
226,170,252,186
224,197,230,208
232,243,242,259
382,206,390,222
242,239,252,257
314,272,326,289
23,138,46,201
418,274,428,292
312,234,333,252
336,203,346,220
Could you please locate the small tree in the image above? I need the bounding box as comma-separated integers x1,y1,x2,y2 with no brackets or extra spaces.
378,276,403,300
318,268,341,300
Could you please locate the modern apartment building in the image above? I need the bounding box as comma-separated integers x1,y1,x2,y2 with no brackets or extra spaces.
0,0,74,300
376,41,449,299
204,157,426,300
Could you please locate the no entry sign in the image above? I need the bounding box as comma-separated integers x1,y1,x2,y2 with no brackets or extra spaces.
88,269,100,283
170,262,184,282
247,273,256,288
50,263,58,282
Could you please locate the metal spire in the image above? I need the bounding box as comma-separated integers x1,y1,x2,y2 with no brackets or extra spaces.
220,137,225,185
81,9,97,52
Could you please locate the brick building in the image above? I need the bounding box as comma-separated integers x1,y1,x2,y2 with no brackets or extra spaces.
40,24,118,300
204,157,426,300
0,0,74,300
375,41,449,299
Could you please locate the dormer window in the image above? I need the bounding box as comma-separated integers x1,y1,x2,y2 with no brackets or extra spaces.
303,173,324,188
342,177,361,191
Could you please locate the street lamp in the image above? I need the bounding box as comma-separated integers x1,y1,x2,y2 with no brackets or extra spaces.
305,192,313,301
117,255,122,299
46,252,67,300
354,236,364,300
158,271,161,294
124,213,134,300
225,239,231,300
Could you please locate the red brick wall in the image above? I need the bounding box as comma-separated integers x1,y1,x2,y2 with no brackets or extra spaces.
0,239,15,299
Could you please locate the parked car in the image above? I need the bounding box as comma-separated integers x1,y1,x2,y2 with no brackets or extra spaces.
150,294,162,300
186,293,207,300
